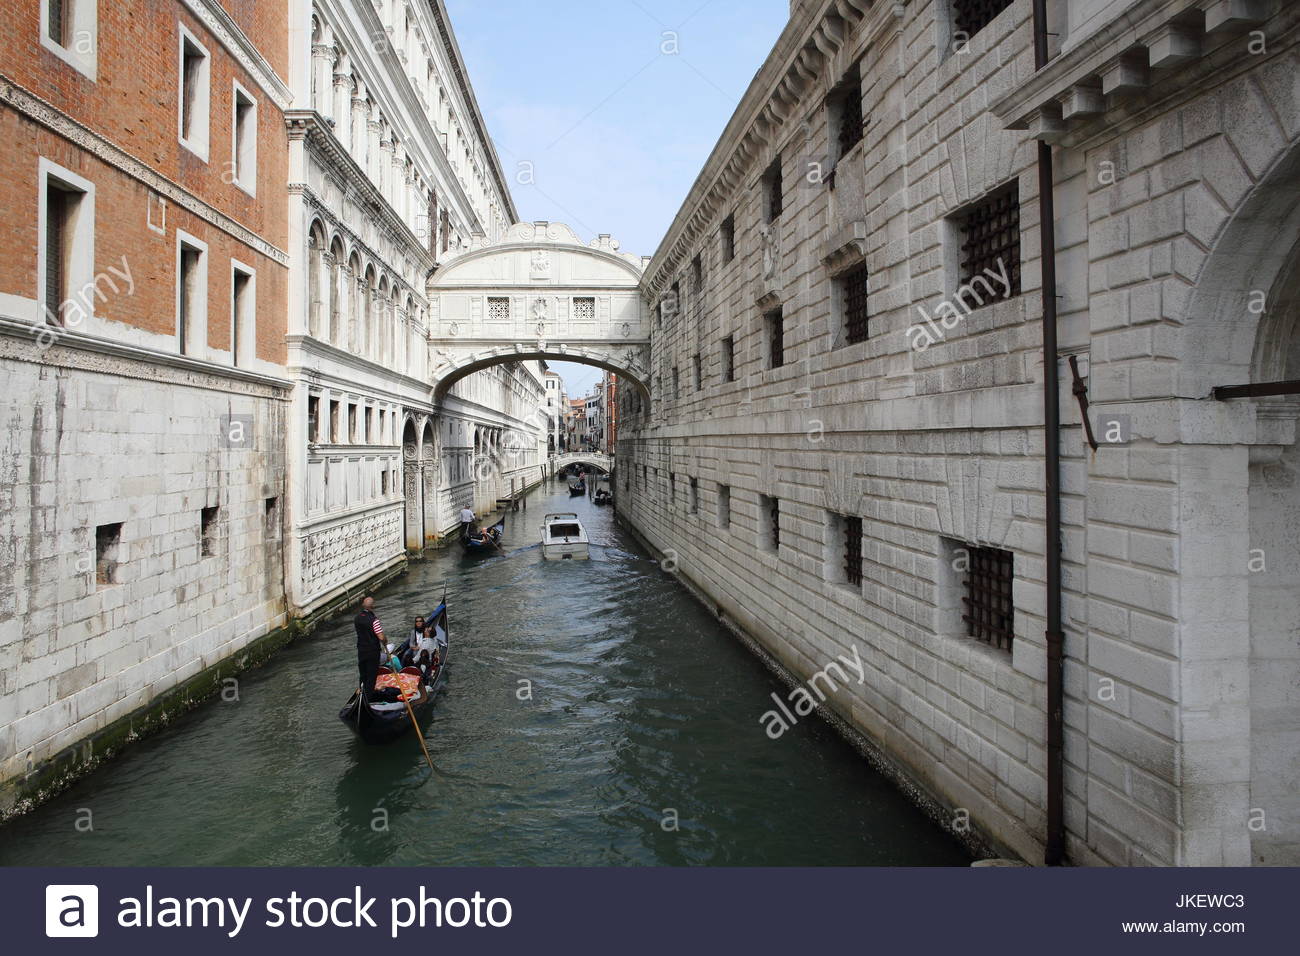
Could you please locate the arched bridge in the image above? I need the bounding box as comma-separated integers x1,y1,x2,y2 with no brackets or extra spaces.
428,222,651,400
553,452,613,475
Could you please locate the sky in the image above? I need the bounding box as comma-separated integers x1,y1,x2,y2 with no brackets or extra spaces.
443,0,789,397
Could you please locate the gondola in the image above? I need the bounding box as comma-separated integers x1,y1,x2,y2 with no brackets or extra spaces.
338,596,450,745
568,479,586,497
460,516,504,556
592,488,612,506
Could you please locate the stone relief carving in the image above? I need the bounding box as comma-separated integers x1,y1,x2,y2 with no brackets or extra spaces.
530,250,551,280
760,220,780,280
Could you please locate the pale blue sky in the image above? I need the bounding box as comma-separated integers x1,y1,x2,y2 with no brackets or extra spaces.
444,0,789,396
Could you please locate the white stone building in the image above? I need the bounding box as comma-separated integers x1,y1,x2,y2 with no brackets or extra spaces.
619,0,1300,866
284,0,546,613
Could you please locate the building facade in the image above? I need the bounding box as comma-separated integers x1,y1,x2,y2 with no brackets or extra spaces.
0,0,294,812
620,0,1300,865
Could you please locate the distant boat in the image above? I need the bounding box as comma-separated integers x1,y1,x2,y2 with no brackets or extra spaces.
568,479,586,497
460,516,504,557
592,487,612,506
339,598,450,745
541,512,590,561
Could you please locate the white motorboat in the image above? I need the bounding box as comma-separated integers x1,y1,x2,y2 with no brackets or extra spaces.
541,513,590,561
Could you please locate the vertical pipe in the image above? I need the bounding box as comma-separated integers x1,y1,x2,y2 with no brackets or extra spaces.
1033,0,1066,866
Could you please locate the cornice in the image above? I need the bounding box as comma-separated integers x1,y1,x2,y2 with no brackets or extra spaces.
0,316,291,399
0,74,290,267
288,110,436,277
180,0,293,109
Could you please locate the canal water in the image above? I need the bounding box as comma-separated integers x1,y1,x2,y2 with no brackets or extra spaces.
0,481,968,866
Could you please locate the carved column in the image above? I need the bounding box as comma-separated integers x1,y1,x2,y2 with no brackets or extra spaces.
403,438,421,552
421,439,438,549
332,70,353,149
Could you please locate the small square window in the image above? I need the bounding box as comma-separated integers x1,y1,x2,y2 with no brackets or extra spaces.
200,506,219,558
95,522,122,587
41,0,97,80
573,296,596,321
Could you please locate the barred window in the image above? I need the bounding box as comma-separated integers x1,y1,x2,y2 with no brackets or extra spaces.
765,307,784,370
693,353,702,390
961,545,1014,651
842,515,863,586
573,296,596,321
718,484,731,528
951,0,1015,38
764,156,783,223
689,477,699,514
721,214,736,263
672,366,680,399
831,64,864,161
721,336,735,382
488,296,510,322
957,183,1021,297
839,263,870,345
761,494,780,551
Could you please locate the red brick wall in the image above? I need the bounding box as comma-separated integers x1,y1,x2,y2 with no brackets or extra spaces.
0,0,289,364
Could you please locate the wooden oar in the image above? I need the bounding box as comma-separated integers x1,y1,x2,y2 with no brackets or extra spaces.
386,656,435,772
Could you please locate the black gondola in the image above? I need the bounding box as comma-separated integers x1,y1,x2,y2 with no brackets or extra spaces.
592,488,612,506
460,516,504,556
339,597,450,745
568,479,586,496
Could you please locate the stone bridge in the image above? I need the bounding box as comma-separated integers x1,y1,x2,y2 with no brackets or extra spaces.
553,452,613,475
427,222,651,400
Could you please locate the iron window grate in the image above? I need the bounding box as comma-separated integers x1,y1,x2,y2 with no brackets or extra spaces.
837,76,864,158
959,184,1021,296
769,498,780,550
952,0,1014,38
766,158,783,222
961,545,1014,650
574,297,595,321
843,516,863,586
488,296,510,322
841,263,870,344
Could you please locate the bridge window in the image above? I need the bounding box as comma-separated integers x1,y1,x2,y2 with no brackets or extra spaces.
488,296,510,322
573,296,595,321
764,306,784,370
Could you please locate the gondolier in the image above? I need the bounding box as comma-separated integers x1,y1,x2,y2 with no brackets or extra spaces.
353,595,388,701
459,505,475,537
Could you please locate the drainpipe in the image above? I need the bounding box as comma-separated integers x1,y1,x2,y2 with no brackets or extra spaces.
1033,0,1065,867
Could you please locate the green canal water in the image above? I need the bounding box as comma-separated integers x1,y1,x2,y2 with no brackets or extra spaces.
0,482,968,866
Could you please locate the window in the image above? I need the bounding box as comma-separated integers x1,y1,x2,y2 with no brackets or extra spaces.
760,494,779,552
957,543,1015,650
200,506,219,558
177,233,207,356
95,522,121,587
838,263,871,345
829,64,864,165
763,156,783,223
951,0,1014,39
264,497,279,535
348,404,358,442
378,408,387,442
231,262,254,366
717,484,731,529
232,83,257,195
307,396,320,443
956,183,1021,297
329,399,341,442
488,296,510,321
40,0,97,80
672,366,680,400
689,477,699,515
179,27,211,160
721,335,735,382
764,306,784,370
693,353,702,391
364,407,374,443
573,296,596,321
668,472,675,507
721,214,735,263
381,470,390,495
40,161,93,328
829,513,863,588
691,254,703,309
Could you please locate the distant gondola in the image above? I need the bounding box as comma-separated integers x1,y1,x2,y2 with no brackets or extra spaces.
460,517,504,556
339,599,450,745
568,479,586,497
592,488,612,506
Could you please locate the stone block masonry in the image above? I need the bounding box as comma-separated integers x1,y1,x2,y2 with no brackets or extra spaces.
621,0,1300,866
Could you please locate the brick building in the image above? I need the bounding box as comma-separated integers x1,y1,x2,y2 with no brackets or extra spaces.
0,0,293,811
620,0,1300,865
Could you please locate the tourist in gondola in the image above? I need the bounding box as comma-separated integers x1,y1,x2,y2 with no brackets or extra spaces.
353,596,389,701
412,620,439,687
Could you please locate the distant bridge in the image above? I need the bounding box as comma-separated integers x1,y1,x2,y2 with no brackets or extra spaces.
553,452,613,475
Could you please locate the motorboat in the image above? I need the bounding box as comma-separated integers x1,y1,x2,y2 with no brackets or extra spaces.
541,512,590,561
